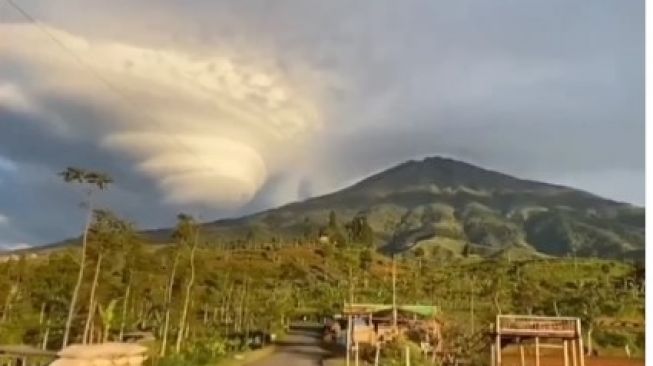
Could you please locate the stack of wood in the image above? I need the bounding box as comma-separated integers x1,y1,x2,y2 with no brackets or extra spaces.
51,343,148,366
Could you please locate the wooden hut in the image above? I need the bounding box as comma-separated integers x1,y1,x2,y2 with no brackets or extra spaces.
342,303,442,365
492,315,585,366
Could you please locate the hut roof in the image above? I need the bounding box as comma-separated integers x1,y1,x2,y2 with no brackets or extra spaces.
343,303,438,317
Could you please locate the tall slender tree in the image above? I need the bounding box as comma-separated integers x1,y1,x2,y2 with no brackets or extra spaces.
82,210,131,343
174,214,200,353
59,167,112,347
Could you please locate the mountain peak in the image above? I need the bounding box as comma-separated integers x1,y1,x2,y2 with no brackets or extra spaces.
346,155,564,195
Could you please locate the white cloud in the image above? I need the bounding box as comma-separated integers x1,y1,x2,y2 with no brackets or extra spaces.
0,83,33,113
0,243,31,251
1,24,322,207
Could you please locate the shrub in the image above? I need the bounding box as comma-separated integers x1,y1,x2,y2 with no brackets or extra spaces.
594,330,629,348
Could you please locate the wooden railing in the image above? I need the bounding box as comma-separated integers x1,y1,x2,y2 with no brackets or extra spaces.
496,315,579,337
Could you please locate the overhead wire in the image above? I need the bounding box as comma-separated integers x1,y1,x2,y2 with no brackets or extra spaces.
3,0,223,177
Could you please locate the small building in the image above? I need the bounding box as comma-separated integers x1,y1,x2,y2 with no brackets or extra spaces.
341,303,443,356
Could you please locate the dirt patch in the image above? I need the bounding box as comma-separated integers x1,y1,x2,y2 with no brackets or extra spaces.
501,355,644,366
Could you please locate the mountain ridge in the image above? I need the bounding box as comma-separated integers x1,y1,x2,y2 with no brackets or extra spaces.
179,156,643,260
18,156,644,260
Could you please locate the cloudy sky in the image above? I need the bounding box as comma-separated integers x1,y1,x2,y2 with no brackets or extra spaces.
0,0,644,249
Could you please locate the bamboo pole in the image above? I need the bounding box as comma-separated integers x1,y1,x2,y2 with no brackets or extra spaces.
563,340,569,366
571,340,578,366
491,344,496,366
519,343,525,366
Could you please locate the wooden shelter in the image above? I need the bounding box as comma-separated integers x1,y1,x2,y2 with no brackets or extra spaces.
491,315,585,366
342,302,441,366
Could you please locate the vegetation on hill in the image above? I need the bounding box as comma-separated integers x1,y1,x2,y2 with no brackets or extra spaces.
137,157,644,261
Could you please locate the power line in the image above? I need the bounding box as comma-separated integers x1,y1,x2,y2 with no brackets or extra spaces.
4,0,220,173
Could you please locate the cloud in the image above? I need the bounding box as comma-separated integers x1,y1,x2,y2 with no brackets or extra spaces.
0,0,643,247
0,243,31,251
0,155,17,172
2,23,321,207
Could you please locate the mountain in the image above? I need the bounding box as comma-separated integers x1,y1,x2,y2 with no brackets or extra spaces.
146,156,643,260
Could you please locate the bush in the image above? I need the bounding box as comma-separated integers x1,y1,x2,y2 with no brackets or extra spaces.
594,330,629,348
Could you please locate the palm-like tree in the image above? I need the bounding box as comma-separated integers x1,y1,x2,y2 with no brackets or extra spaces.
59,167,112,347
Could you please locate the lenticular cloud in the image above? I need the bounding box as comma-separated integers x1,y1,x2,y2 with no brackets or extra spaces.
1,24,320,207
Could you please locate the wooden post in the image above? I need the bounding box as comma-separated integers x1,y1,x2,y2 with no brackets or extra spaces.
576,319,585,366
491,344,496,366
405,345,411,366
355,342,360,366
496,334,502,366
571,339,578,366
519,343,525,366
374,343,381,366
535,337,540,366
563,340,569,366
346,314,352,366
495,315,502,366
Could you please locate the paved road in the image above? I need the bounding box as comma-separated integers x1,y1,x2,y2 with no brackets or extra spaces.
248,328,332,366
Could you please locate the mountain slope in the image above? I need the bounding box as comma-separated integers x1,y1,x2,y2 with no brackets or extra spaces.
163,156,643,260
38,156,643,260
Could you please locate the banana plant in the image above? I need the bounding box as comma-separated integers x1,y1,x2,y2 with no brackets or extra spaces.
98,299,119,343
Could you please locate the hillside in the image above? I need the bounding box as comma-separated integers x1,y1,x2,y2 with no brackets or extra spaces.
143,156,644,261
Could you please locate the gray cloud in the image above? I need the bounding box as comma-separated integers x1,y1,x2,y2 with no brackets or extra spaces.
0,0,643,248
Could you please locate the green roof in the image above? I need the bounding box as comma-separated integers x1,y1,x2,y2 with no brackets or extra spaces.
343,303,438,317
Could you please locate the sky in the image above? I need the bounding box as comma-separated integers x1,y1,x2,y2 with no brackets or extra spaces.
0,0,644,249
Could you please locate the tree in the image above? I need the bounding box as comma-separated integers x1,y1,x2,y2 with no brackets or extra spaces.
569,282,606,356
98,299,119,343
327,211,348,247
119,232,144,341
462,244,471,257
301,217,317,244
59,167,112,347
359,249,373,272
81,210,133,344
346,216,374,247
174,214,200,354
160,245,181,356
512,274,541,315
